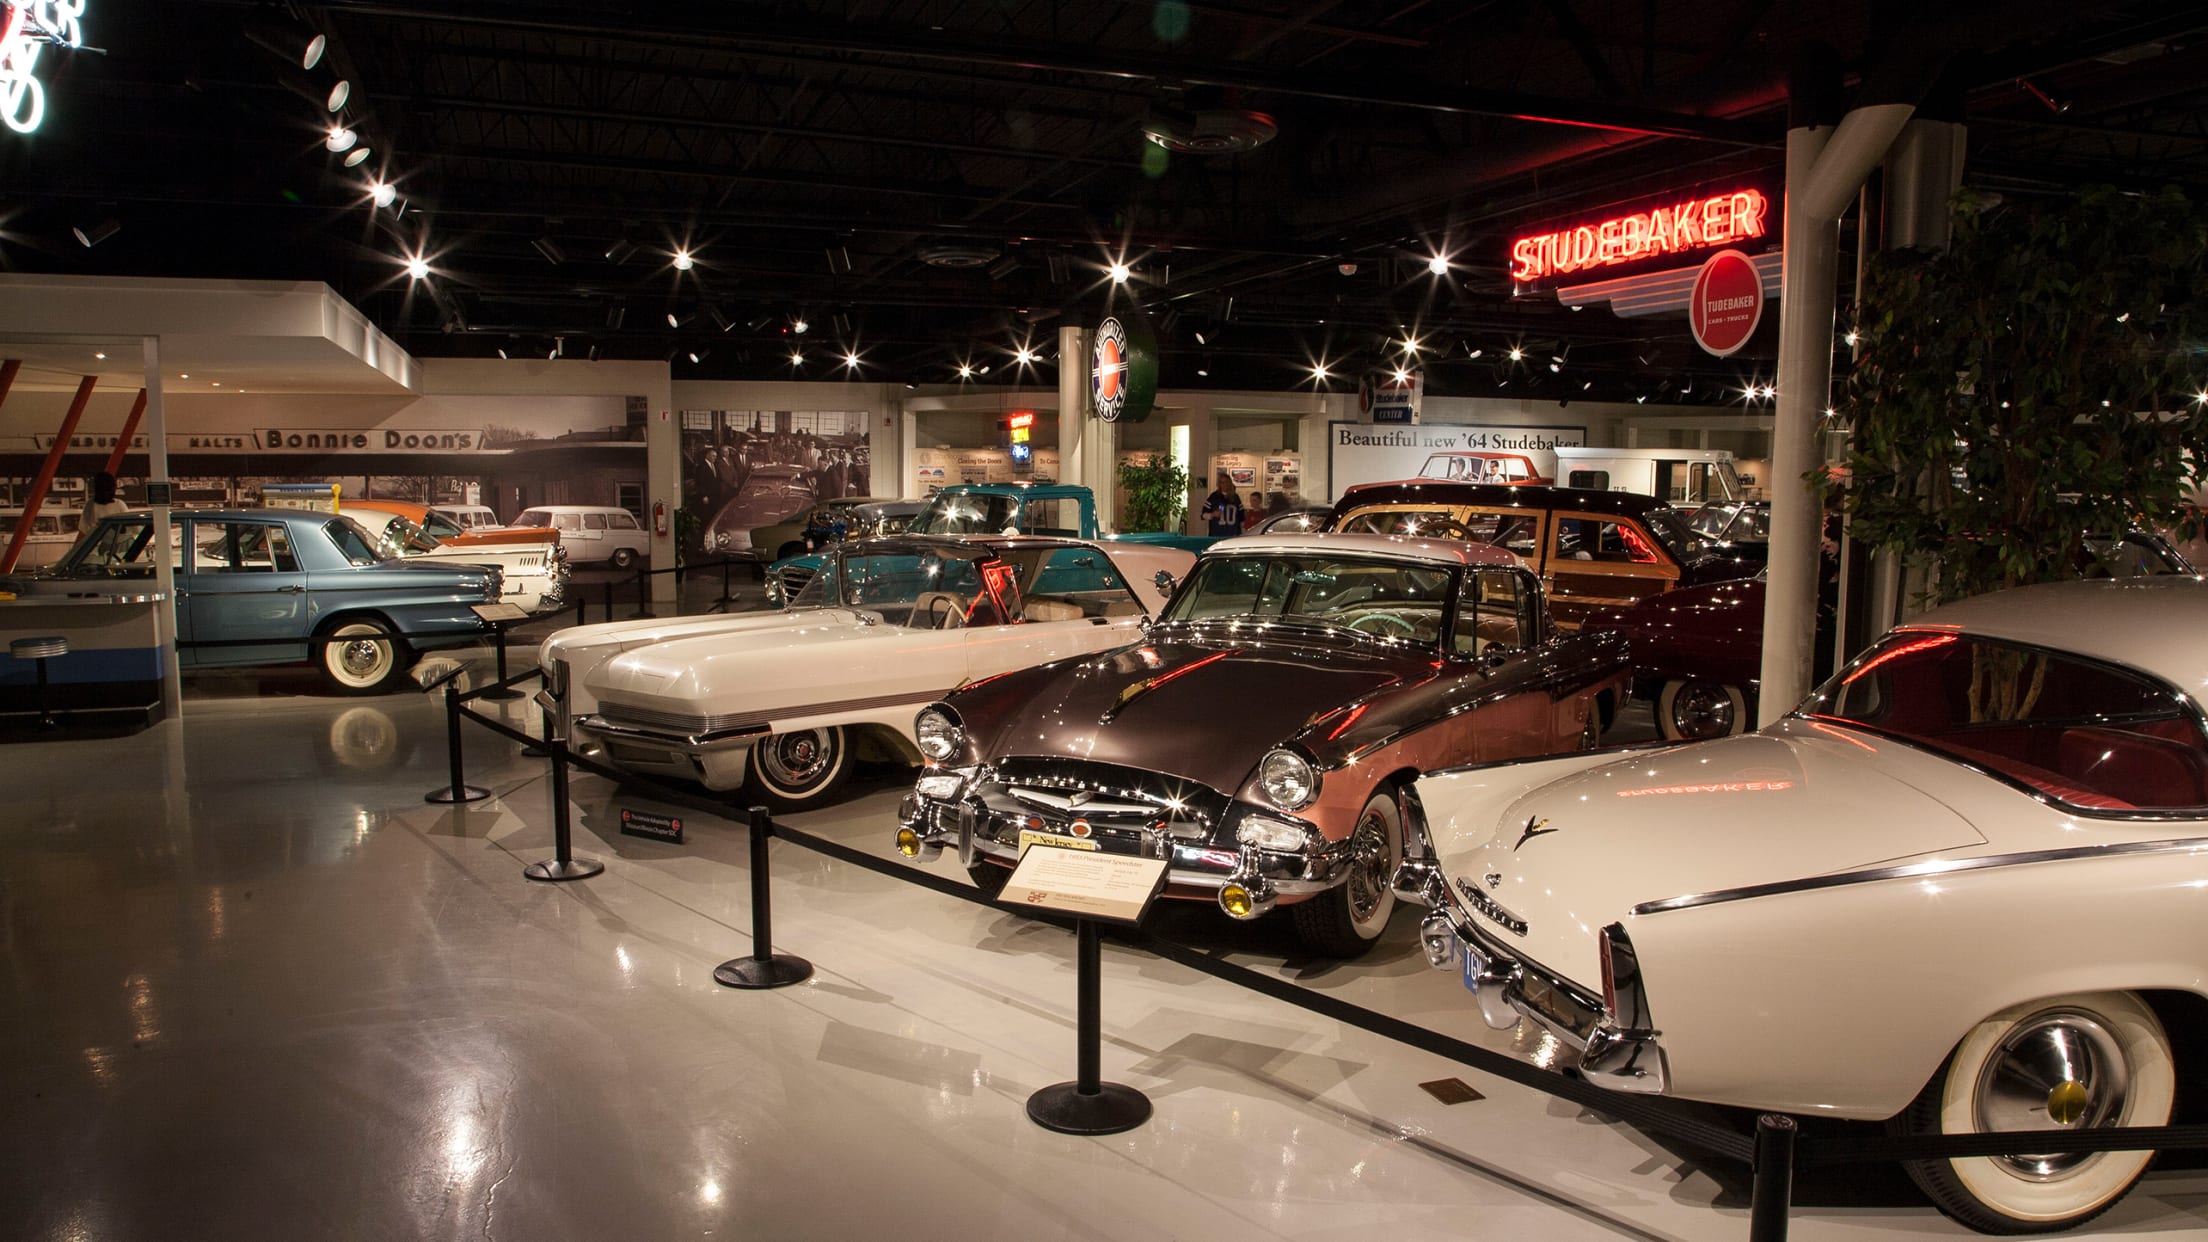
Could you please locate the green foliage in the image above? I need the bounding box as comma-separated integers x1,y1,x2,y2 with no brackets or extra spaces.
673,504,702,565
1117,454,1191,533
1826,186,2208,602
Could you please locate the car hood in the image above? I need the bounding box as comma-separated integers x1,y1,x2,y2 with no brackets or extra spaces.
590,610,968,720
1423,719,1987,988
544,607,868,711
960,630,1424,796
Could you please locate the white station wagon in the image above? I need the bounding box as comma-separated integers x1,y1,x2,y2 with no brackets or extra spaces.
1399,577,2208,1234
538,535,1192,809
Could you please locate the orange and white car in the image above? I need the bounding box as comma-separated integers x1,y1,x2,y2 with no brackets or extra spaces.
342,499,569,613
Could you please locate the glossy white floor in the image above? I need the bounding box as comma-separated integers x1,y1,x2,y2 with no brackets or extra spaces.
4,674,2205,1241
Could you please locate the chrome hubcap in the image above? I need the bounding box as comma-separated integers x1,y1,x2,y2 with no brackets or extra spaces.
1973,1009,2129,1180
340,638,385,678
1672,683,1736,739
1346,808,1392,923
759,729,834,788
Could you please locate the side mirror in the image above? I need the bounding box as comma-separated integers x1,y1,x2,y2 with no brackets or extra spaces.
1153,570,1179,595
1482,646,1513,668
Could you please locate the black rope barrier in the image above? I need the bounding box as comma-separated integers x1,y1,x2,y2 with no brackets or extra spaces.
437,694,2208,1238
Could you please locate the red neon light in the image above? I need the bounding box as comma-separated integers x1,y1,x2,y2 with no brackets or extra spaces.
1511,189,1770,283
1617,523,1659,565
1006,411,1036,430
1842,632,1960,685
975,560,1019,623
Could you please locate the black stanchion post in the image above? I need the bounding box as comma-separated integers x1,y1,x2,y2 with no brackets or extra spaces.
482,621,524,702
715,806,814,989
1747,1113,1798,1242
602,578,614,624
521,690,553,759
1026,918,1153,1135
425,680,492,804
632,563,654,618
524,738,605,882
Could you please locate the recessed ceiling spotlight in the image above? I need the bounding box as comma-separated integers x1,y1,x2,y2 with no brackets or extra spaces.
1427,255,1449,276
792,317,810,334
1196,368,1209,377
1392,368,1410,383
666,311,681,328
325,125,357,153
843,351,862,368
688,351,701,363
1108,263,1131,283
404,255,430,280
1310,364,1329,380
957,363,974,379
1400,335,1422,354
1508,346,1524,361
1014,347,1036,364
369,181,396,207
789,350,804,365
93,351,106,360
343,148,371,167
672,249,695,272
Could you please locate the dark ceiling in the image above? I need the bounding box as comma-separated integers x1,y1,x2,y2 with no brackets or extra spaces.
6,1,2208,403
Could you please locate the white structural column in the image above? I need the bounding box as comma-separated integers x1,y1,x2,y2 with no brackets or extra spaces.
1056,323,1118,531
141,335,182,718
1759,103,1915,726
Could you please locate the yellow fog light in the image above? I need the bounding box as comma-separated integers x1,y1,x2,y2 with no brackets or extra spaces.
1219,884,1256,919
895,828,922,858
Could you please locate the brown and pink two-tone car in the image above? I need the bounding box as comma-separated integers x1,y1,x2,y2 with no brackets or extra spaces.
895,532,1633,956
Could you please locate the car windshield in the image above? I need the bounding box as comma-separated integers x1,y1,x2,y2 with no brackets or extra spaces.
57,516,170,576
790,547,1014,628
1803,630,2208,812
1158,553,1456,647
1692,504,1770,542
907,494,1022,535
324,519,383,566
362,514,441,558
1642,507,1710,560
421,512,468,539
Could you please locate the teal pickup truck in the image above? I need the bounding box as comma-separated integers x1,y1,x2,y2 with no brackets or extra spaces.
767,482,1217,603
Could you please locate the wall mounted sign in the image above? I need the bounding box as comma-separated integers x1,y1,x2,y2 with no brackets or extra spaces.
1090,316,1157,424
1358,370,1423,424
1511,186,1771,286
2,1,89,135
1687,249,1765,358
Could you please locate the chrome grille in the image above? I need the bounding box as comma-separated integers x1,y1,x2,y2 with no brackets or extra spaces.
777,564,817,598
982,758,1231,839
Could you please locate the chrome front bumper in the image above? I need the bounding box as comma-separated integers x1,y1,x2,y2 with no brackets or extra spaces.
1396,859,1670,1095
566,712,769,785
898,768,1356,903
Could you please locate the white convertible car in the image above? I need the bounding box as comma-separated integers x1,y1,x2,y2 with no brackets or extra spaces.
1398,577,2208,1234
538,535,1192,809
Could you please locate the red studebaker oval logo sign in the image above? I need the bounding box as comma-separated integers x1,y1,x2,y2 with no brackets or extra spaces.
1689,249,1763,358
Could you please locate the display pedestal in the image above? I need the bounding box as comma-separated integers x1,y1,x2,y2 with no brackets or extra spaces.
1026,917,1152,1135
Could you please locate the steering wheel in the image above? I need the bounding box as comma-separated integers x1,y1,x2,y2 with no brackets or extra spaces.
1348,611,1416,636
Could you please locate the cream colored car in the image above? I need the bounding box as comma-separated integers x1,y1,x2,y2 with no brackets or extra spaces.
1399,577,2208,1233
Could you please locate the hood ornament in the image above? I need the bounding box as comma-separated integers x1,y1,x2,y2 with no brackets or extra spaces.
1511,815,1557,852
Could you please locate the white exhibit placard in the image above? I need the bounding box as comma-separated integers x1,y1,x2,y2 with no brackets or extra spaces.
1326,420,1587,500
1005,846,1170,925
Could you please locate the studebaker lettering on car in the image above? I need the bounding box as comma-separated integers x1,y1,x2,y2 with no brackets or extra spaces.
897,532,1633,956
538,535,1192,809
1399,577,2208,1233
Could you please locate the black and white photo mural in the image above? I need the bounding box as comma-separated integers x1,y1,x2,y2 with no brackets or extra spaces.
681,409,872,558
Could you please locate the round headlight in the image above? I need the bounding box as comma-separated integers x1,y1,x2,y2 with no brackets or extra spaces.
1257,749,1318,810
915,706,963,762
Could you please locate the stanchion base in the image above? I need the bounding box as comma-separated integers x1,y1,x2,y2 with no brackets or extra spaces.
714,954,814,989
426,785,493,804
523,858,606,882
480,688,526,702
1026,1082,1152,1135
519,744,549,758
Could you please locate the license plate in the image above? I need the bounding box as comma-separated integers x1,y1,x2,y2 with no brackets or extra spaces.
1459,946,1481,994
1018,829,1098,855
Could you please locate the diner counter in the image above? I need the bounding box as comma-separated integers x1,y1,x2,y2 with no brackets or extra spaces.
0,592,170,720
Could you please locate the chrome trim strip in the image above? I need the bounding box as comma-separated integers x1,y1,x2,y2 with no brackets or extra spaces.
598,687,946,735
574,714,770,750
1420,737,1670,780
1632,836,2208,916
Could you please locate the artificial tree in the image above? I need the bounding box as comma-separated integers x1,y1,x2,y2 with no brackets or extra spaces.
1117,453,1191,534
1828,186,2208,603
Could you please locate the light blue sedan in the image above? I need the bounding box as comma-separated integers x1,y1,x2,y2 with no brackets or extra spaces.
7,509,498,693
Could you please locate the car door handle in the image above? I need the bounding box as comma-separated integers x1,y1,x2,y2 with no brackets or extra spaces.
278,584,307,593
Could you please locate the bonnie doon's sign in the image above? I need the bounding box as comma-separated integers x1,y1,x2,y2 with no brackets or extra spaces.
2,1,87,135
1090,315,1157,424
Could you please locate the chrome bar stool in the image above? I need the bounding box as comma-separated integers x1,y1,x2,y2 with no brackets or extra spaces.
11,635,68,730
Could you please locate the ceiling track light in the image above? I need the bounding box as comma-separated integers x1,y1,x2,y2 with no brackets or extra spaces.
532,237,567,265
325,124,357,153
826,244,852,274
71,217,120,248
604,238,638,265
604,303,626,331
343,147,371,167
247,19,327,71
672,248,695,272
369,181,396,207
708,304,734,332
987,254,1020,279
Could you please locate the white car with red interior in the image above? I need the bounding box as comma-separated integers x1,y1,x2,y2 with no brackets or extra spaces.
1399,576,2208,1234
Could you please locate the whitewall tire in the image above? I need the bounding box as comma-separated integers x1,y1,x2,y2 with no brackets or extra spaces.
1290,787,1401,958
744,726,850,811
1899,991,2174,1234
1656,678,1748,741
318,619,407,695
